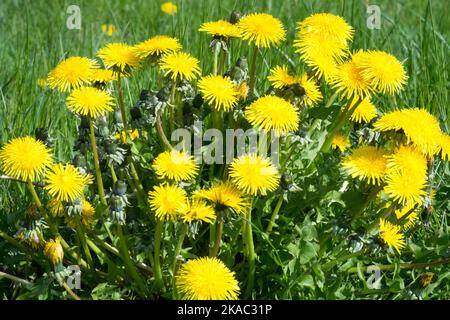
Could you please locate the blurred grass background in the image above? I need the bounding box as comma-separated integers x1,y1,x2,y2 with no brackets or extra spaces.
0,0,448,158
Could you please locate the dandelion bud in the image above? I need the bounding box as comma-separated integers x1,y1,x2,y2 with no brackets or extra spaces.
140,89,150,101
34,128,52,147
44,239,64,265
156,87,170,102
113,180,127,196
229,10,242,24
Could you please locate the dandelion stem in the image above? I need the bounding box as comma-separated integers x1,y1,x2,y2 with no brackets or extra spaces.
320,97,362,154
243,204,256,299
171,223,188,298
88,119,107,206
153,219,165,292
76,218,95,271
212,42,220,75
209,221,217,256
248,45,258,97
211,213,224,257
170,81,177,133
266,195,284,234
351,186,383,226
116,224,148,297
156,110,173,150
117,73,128,134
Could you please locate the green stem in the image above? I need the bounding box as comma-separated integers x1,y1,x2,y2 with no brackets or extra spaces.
76,219,94,271
88,119,107,206
248,45,258,97
170,81,177,133
153,219,165,292
209,221,217,256
243,204,256,299
266,195,284,234
116,224,148,297
128,161,146,207
117,73,128,134
320,97,362,154
109,163,118,183
211,214,224,257
212,42,220,75
156,110,173,150
171,223,188,298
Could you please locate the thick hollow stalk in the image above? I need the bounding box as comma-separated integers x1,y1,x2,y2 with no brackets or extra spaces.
153,219,165,292
117,73,128,134
248,46,258,97
116,224,148,297
243,205,256,299
88,119,107,206
211,214,224,257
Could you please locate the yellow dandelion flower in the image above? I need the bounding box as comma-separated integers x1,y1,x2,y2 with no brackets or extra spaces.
176,257,240,300
294,13,353,57
358,50,408,95
342,146,388,185
199,20,241,38
97,43,141,73
0,136,53,181
330,54,374,99
384,171,427,206
379,219,405,254
349,96,377,123
198,75,239,111
161,1,177,15
395,203,419,229
296,74,323,106
101,24,115,37
90,69,117,85
178,199,216,224
159,51,201,81
37,78,47,88
238,13,286,48
134,35,181,59
44,163,93,202
267,65,296,89
194,181,249,215
44,239,64,265
115,129,139,144
66,86,115,119
374,108,443,156
148,184,187,221
386,145,428,177
332,133,350,152
229,154,279,196
244,95,299,135
152,150,199,182
294,13,352,80
47,56,98,92
439,133,450,161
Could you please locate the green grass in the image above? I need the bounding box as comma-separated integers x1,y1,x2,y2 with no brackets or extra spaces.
1,0,448,151
0,0,449,299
